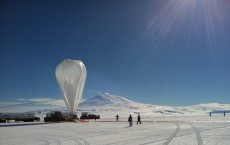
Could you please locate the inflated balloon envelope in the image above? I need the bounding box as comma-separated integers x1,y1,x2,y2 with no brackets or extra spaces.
55,59,87,114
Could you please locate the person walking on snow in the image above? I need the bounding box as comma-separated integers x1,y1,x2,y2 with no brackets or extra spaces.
137,114,142,124
128,114,133,127
116,114,119,121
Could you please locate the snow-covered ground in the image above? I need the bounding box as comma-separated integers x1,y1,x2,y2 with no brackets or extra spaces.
1,93,230,144
1,115,230,145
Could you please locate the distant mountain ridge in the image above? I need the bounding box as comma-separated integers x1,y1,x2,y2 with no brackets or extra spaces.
77,93,230,117
79,93,132,107
78,93,143,113
1,93,229,117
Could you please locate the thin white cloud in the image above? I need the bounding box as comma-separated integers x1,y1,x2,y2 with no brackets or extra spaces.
86,89,103,95
0,97,67,113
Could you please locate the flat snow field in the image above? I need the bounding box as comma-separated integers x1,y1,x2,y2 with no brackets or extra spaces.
1,116,230,145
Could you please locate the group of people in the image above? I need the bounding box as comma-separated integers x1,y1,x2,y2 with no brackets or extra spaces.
210,112,227,117
128,114,141,127
115,114,142,127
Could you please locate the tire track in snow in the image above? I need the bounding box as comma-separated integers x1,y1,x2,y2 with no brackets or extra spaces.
28,134,90,145
26,136,50,145
31,134,63,145
140,122,180,145
189,123,203,145
59,135,90,145
162,122,180,145
216,138,230,145
44,135,62,145
105,127,167,145
107,135,167,145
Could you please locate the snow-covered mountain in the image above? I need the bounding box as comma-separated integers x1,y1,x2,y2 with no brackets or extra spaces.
1,93,229,118
79,93,155,110
79,93,132,107
77,93,230,117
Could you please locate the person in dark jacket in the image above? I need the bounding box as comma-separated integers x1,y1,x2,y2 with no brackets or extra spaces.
116,114,119,121
137,114,142,124
128,114,133,127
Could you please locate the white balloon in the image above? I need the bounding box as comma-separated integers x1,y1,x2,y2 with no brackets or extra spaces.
55,59,87,113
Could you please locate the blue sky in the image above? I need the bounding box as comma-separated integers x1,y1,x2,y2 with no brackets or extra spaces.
0,0,230,106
